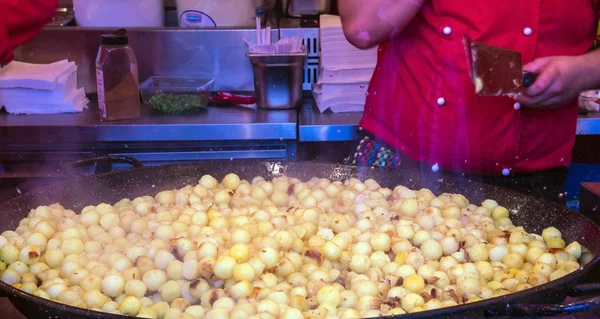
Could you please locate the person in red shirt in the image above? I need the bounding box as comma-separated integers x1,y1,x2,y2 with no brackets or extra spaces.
339,0,600,204
0,0,58,66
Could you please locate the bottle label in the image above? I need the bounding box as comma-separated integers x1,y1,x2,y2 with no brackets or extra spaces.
96,68,107,118
180,10,217,27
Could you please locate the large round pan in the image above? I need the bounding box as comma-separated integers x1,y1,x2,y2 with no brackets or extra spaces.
2,158,600,319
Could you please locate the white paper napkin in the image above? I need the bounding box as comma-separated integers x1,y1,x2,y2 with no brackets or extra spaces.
319,15,378,69
0,60,77,91
313,90,366,113
0,68,77,106
3,88,88,115
317,67,375,84
313,82,369,95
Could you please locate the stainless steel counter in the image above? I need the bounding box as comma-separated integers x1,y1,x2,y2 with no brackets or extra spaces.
299,101,600,142
0,103,297,144
578,113,600,135
0,97,600,180
299,100,363,142
2,99,600,145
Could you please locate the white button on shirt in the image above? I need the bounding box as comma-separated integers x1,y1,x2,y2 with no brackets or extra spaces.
437,97,446,106
443,26,452,35
523,27,532,36
513,102,521,110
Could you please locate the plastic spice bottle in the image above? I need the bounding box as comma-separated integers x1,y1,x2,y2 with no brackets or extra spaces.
96,29,140,121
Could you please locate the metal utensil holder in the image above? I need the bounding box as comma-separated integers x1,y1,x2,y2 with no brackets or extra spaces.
247,52,308,110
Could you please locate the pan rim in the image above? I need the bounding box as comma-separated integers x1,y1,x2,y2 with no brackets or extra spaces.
0,160,598,318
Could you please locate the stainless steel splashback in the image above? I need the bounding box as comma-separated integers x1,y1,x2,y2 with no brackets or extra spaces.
14,28,279,93
282,0,331,17
58,0,177,7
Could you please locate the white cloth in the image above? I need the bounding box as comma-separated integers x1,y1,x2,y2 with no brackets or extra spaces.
0,60,77,90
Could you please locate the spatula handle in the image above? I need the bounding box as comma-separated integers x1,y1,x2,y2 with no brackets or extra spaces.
523,72,538,88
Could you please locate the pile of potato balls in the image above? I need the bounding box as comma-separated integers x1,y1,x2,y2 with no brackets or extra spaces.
0,173,590,319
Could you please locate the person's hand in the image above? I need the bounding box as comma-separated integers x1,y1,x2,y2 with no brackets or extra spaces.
515,56,587,108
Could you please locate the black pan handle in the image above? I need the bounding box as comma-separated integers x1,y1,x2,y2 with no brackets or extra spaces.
570,283,600,296
489,295,600,317
523,72,538,88
63,155,144,177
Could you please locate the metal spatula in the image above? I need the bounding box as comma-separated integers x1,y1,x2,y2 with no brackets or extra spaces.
464,35,537,97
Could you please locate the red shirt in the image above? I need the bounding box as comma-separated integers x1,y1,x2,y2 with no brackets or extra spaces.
0,0,58,65
361,0,599,175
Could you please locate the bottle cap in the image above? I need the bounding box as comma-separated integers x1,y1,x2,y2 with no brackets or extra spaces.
101,29,128,45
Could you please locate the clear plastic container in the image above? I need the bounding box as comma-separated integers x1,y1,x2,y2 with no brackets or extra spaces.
139,77,216,103
139,76,216,114
96,30,141,121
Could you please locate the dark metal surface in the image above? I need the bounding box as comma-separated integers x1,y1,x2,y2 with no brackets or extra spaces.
580,183,600,284
494,297,600,317
581,183,600,226
62,155,144,177
1,161,600,318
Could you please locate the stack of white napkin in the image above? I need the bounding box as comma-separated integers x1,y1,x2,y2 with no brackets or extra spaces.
313,15,377,113
0,60,88,114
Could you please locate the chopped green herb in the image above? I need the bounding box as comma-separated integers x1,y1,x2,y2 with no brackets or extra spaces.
149,93,207,114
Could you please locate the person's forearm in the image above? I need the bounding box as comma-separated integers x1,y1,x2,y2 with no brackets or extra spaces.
577,49,600,91
339,0,425,49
